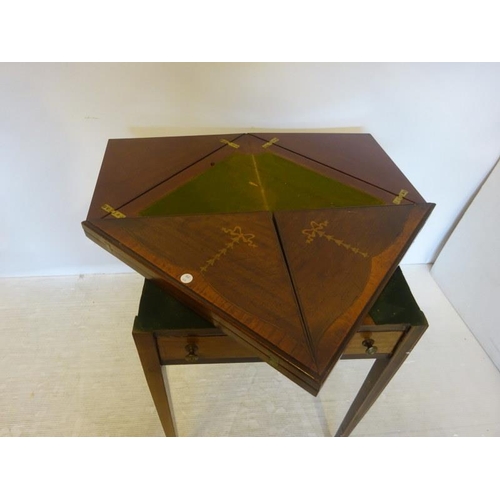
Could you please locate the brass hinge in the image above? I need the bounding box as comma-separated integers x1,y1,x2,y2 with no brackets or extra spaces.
262,137,279,149
392,189,409,205
101,204,126,218
220,139,240,149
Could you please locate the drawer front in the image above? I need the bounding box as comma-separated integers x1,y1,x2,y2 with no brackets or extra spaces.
343,330,404,356
156,327,405,365
156,332,261,365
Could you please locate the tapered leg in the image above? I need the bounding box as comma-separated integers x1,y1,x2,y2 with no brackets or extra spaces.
335,325,427,437
133,329,178,437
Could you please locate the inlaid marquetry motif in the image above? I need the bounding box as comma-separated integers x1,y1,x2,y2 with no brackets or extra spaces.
302,220,369,258
101,204,126,218
262,137,279,148
200,226,257,273
392,189,409,205
220,139,240,149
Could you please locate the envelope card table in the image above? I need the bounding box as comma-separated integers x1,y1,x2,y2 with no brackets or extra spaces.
82,132,434,435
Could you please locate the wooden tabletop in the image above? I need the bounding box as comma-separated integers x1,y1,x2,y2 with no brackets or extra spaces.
83,132,434,394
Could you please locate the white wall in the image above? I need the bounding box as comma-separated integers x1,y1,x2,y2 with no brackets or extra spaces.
1,63,499,277
432,158,500,370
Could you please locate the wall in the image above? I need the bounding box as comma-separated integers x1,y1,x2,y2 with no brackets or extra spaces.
432,158,500,370
1,63,499,277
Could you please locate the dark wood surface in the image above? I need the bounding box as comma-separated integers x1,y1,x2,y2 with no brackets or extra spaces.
83,212,319,379
83,217,321,394
83,204,432,393
274,203,434,378
88,134,243,220
83,203,432,394
106,144,242,219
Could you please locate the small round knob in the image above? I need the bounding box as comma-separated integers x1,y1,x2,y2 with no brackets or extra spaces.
362,339,378,355
185,343,199,362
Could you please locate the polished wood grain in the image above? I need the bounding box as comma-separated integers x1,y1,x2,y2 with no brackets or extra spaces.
83,202,433,393
87,134,242,219
107,144,239,218
252,132,426,203
274,204,434,382
83,212,318,377
83,218,321,395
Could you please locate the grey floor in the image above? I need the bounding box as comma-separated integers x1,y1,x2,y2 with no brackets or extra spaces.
1,265,499,437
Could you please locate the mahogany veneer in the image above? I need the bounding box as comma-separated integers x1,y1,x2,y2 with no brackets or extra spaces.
83,132,434,396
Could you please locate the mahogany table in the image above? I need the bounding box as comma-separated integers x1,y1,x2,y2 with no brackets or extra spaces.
82,132,434,436
133,267,428,436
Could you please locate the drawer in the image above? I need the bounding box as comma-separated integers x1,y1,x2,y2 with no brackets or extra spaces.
156,327,405,365
156,330,261,365
343,330,405,356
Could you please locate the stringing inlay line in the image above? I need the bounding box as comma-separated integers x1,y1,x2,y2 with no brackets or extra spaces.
251,154,270,211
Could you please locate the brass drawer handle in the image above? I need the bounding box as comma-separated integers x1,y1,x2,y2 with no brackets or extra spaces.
362,339,378,355
185,343,199,362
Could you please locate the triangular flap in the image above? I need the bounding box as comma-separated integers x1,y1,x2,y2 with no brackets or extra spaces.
85,212,316,372
274,203,434,375
253,133,425,203
87,134,242,219
136,150,384,218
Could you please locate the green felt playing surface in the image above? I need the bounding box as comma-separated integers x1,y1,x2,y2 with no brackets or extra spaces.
140,152,383,216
